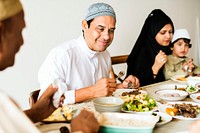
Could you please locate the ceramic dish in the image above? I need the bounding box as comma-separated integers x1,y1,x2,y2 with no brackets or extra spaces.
153,112,172,127
155,89,188,101
171,75,188,83
121,108,158,115
185,85,199,94
190,93,200,103
98,112,159,133
158,101,200,120
112,89,147,97
42,107,78,123
195,83,200,90
155,84,187,91
93,97,124,113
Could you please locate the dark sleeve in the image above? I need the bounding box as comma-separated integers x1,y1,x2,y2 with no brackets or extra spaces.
126,48,155,86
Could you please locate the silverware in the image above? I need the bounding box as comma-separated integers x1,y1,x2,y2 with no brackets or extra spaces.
60,107,68,121
116,71,125,83
184,66,189,78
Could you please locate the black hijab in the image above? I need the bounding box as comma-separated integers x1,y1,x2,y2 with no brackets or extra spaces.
126,9,174,86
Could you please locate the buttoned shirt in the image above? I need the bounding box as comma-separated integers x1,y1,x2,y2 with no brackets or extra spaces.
38,36,111,104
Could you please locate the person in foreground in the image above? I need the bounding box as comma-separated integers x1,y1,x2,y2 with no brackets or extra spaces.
126,9,174,86
38,2,140,104
163,29,199,80
0,0,99,132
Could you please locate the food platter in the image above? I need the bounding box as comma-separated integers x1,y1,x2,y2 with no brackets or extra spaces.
113,89,147,97
155,84,187,90
171,75,188,83
158,101,200,120
121,108,158,115
153,112,172,127
42,105,77,123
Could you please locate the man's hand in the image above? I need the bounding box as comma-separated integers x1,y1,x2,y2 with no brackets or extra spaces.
25,84,64,122
71,110,99,133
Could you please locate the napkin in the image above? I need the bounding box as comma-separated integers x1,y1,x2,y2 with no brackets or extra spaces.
52,79,66,108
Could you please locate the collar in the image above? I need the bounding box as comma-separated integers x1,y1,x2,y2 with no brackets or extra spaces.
168,55,189,64
78,35,98,59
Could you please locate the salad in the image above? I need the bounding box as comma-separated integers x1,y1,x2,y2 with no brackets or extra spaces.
121,93,157,112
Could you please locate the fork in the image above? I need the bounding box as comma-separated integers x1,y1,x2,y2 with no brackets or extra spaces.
116,71,125,83
60,107,68,121
184,66,189,78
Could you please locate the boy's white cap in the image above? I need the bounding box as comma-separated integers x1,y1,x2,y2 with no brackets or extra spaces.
172,29,190,43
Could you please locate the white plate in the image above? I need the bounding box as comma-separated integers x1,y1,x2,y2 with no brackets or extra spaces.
153,112,172,127
171,75,188,83
113,89,147,97
158,101,200,120
121,108,158,115
155,89,188,101
190,93,200,103
155,84,187,90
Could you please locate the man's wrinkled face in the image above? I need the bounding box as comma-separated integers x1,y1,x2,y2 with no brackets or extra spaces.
82,16,116,52
0,10,25,70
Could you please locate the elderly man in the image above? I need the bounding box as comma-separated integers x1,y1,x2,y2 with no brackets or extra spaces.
38,2,140,104
0,0,99,133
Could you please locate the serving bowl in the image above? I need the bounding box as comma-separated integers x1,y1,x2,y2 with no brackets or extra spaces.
98,112,159,133
93,97,124,113
155,89,188,101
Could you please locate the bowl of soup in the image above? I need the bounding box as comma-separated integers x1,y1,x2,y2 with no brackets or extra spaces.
93,97,124,113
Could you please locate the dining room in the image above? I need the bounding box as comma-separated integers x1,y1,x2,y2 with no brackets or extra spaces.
1,0,200,133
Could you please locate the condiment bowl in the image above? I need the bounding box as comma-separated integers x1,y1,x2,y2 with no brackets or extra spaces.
93,97,124,113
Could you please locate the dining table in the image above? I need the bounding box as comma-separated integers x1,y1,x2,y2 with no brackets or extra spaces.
36,80,198,133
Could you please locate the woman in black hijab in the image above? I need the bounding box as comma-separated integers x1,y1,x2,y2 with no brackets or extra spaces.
126,9,174,86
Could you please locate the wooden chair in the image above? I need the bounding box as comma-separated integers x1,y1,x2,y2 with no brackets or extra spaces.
28,89,40,107
110,55,128,82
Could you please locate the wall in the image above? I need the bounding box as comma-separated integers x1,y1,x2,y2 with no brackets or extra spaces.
0,0,199,109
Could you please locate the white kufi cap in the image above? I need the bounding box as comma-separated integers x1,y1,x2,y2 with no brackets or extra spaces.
172,29,190,43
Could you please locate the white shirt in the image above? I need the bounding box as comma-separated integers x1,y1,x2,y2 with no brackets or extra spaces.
0,92,40,133
38,36,111,104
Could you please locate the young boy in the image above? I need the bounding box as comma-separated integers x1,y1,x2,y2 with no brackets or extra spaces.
163,29,199,80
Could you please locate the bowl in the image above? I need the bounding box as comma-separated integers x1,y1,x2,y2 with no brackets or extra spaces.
195,83,200,90
190,93,200,103
98,112,159,133
93,97,124,113
185,85,198,94
187,76,200,87
155,89,188,101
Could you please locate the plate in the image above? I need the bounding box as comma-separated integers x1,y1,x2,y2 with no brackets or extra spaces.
171,75,188,83
121,108,158,115
98,112,159,133
155,89,188,101
158,101,200,120
190,93,200,103
42,106,78,123
113,89,147,97
153,112,172,127
155,84,187,91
